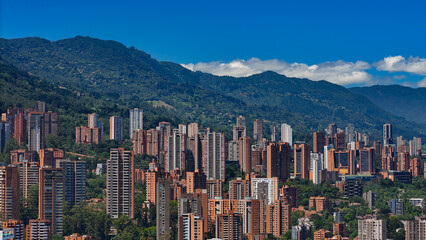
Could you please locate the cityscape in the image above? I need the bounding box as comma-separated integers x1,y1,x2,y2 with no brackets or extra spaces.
0,103,425,240
1,1,426,240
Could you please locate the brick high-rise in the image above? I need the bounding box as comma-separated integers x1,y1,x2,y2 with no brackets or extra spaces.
253,119,263,142
265,199,291,238
39,168,64,235
26,219,51,240
229,178,250,200
178,214,204,240
294,143,310,179
0,166,20,220
267,142,291,181
27,112,44,152
167,130,187,172
132,129,147,155
313,131,325,153
107,148,134,219
17,161,39,200
216,211,243,240
238,137,251,173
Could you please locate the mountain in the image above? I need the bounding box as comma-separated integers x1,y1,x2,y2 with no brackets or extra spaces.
0,36,425,140
350,85,426,125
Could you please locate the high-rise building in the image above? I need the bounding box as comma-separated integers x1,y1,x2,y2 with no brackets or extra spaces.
146,170,158,204
188,134,203,172
238,137,251,173
167,130,187,172
328,123,337,136
56,159,86,207
229,178,250,200
397,151,410,172
129,108,143,139
42,111,59,138
146,129,160,158
265,199,291,238
186,170,206,194
271,125,280,142
281,124,292,145
311,152,324,184
87,113,103,138
17,161,39,200
409,137,422,156
359,148,375,174
334,132,346,150
409,158,421,177
107,148,134,219
251,177,278,205
280,185,299,208
188,123,199,138
206,179,223,199
110,116,124,140
405,216,426,240
158,121,172,154
27,112,44,152
345,124,355,143
2,219,24,240
314,229,332,240
309,196,331,211
253,120,263,141
382,146,396,171
216,211,243,240
389,199,404,215
266,142,291,181
327,149,351,175
0,166,20,220
313,131,326,153
294,144,310,179
26,219,51,240
333,222,347,237
38,168,64,235
178,214,204,240
132,129,147,155
236,116,246,127
75,126,101,144
157,178,171,240
34,101,46,112
383,123,393,146
203,132,225,181
228,140,239,162
363,190,375,209
178,191,208,235
232,198,264,235
358,216,387,240
233,126,247,141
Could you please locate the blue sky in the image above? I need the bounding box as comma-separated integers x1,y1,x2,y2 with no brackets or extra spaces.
1,0,426,87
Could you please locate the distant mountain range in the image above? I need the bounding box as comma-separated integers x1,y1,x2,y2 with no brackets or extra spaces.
350,85,426,125
0,36,425,140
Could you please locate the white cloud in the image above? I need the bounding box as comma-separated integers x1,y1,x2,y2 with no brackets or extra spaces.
417,77,426,87
182,58,371,85
374,56,426,75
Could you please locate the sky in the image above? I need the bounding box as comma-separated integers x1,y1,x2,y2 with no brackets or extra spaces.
1,0,426,87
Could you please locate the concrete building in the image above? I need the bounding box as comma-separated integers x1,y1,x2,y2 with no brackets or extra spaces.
167,130,187,172
281,124,292,145
188,123,199,138
203,132,225,181
358,216,386,240
179,214,204,240
157,178,171,240
39,168,64,235
107,148,134,219
56,159,86,207
362,191,375,209
229,178,250,200
129,108,143,139
251,177,278,205
1,219,24,240
405,216,426,240
389,199,404,215
383,123,393,146
109,116,124,140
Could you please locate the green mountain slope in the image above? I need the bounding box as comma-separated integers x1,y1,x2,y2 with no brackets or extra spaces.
0,36,425,140
350,85,426,125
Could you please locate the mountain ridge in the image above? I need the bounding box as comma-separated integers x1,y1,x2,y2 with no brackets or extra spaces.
1,36,425,140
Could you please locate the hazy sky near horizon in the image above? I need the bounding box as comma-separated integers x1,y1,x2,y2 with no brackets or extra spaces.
1,0,426,87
